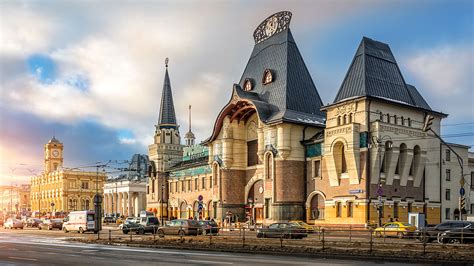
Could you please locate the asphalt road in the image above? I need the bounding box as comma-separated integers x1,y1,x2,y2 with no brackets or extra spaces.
0,230,427,265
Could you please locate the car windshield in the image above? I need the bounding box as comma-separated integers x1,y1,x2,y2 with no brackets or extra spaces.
87,214,94,221
52,219,62,223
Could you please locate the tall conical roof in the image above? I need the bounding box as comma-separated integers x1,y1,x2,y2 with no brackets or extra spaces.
158,59,178,129
333,37,432,110
236,11,325,126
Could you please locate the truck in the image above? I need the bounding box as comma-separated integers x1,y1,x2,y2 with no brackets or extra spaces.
62,210,97,234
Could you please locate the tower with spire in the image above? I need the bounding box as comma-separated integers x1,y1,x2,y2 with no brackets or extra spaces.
148,58,183,173
184,105,196,146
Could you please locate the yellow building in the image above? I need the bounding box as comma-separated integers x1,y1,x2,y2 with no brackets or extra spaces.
30,137,107,215
0,184,31,216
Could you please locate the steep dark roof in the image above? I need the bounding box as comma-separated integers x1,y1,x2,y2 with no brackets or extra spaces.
48,136,61,144
158,66,178,129
333,37,432,111
237,28,325,126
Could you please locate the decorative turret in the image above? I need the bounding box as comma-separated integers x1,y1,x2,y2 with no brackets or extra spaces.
44,136,63,173
157,58,178,130
184,105,195,146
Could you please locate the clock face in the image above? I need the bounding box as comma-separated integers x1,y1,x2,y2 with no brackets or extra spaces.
52,150,59,157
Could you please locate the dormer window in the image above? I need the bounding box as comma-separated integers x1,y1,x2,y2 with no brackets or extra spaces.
244,79,253,91
263,69,273,85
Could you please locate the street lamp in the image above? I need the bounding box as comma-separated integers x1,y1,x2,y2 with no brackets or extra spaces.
371,135,391,226
161,183,165,225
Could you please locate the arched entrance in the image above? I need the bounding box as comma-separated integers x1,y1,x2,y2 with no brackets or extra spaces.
246,180,264,224
207,200,215,219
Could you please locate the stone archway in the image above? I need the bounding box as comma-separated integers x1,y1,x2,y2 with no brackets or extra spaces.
305,191,326,221
179,201,188,219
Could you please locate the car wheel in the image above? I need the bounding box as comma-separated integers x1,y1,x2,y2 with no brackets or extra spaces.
283,233,291,239
123,230,129,235
449,238,461,244
79,227,84,234
158,229,165,238
257,232,263,238
138,228,145,235
397,232,404,239
375,231,382,238
178,230,185,237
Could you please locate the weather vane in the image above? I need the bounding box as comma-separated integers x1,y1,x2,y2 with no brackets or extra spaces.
165,57,169,68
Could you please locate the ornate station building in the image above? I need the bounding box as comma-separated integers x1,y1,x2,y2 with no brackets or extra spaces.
148,11,469,226
30,137,107,215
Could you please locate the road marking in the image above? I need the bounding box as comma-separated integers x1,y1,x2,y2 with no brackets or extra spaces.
187,260,233,265
8,257,38,261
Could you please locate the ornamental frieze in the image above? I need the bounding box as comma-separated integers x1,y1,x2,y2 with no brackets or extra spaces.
326,125,353,138
335,103,356,115
377,124,426,137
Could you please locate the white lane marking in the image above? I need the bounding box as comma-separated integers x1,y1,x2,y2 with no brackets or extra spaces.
186,259,233,265
8,257,38,261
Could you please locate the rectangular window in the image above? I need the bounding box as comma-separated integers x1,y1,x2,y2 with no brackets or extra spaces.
247,140,258,166
175,182,178,193
202,177,206,190
181,181,185,192
336,202,342,217
445,208,450,220
408,202,412,213
347,202,353,217
147,185,149,195
210,176,213,188
265,198,270,219
194,179,198,191
188,180,191,192
151,180,155,193
445,189,450,201
471,172,474,189
446,169,451,181
446,149,451,162
394,202,399,218
81,181,89,190
314,160,321,178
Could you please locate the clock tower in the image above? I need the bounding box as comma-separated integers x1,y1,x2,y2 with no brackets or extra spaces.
44,137,64,173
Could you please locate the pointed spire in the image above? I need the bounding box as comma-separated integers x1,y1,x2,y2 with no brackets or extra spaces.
184,104,195,146
158,58,178,129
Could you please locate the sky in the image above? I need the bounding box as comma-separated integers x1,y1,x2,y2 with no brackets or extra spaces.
0,0,473,185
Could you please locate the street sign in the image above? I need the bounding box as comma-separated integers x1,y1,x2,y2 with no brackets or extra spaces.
460,178,465,187
198,195,203,201
460,187,465,196
50,202,55,207
377,186,383,196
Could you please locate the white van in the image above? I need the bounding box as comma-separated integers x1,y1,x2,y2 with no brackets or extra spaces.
62,211,96,233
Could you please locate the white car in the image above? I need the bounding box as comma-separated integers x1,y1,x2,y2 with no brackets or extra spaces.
119,217,139,229
4,218,24,229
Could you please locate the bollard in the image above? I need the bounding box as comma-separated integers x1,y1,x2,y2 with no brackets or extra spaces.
97,230,100,240
209,233,212,245
461,228,464,244
383,226,386,243
321,228,325,251
130,232,132,242
153,226,156,241
280,234,283,248
242,227,246,247
369,229,373,253
108,229,111,241
349,225,352,243
318,226,321,240
180,226,183,242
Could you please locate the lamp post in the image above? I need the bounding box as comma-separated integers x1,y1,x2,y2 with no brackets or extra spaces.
371,135,391,226
161,184,165,225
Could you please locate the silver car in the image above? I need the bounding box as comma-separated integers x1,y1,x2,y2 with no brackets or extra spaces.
4,218,24,229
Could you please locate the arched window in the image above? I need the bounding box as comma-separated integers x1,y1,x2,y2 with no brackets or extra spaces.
262,69,273,85
180,202,188,219
337,116,341,126
407,118,412,127
343,114,347,124
411,145,421,176
386,113,390,123
394,115,398,125
401,116,405,126
336,202,342,217
396,143,407,175
341,146,347,173
212,163,219,186
310,194,325,220
85,199,90,210
349,113,353,123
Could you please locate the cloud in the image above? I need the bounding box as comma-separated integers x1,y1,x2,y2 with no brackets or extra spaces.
401,44,474,118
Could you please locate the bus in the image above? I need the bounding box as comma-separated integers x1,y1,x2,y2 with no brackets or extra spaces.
63,210,97,233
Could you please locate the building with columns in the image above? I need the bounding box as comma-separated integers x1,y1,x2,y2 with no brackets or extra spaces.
0,184,31,216
30,137,106,215
103,154,148,217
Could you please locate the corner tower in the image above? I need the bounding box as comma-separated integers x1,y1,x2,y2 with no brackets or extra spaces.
148,58,183,173
44,137,63,173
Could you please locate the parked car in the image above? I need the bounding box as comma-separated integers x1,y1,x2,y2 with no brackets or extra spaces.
119,217,139,230
256,222,307,239
374,222,417,239
438,223,474,244
416,221,473,243
157,219,200,237
198,220,219,235
122,216,159,235
103,216,116,224
26,218,42,228
4,218,24,229
289,220,316,233
39,219,63,230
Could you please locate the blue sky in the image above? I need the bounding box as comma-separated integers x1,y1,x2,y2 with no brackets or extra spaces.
0,0,472,184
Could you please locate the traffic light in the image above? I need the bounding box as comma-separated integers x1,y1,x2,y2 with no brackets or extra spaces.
422,114,434,132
